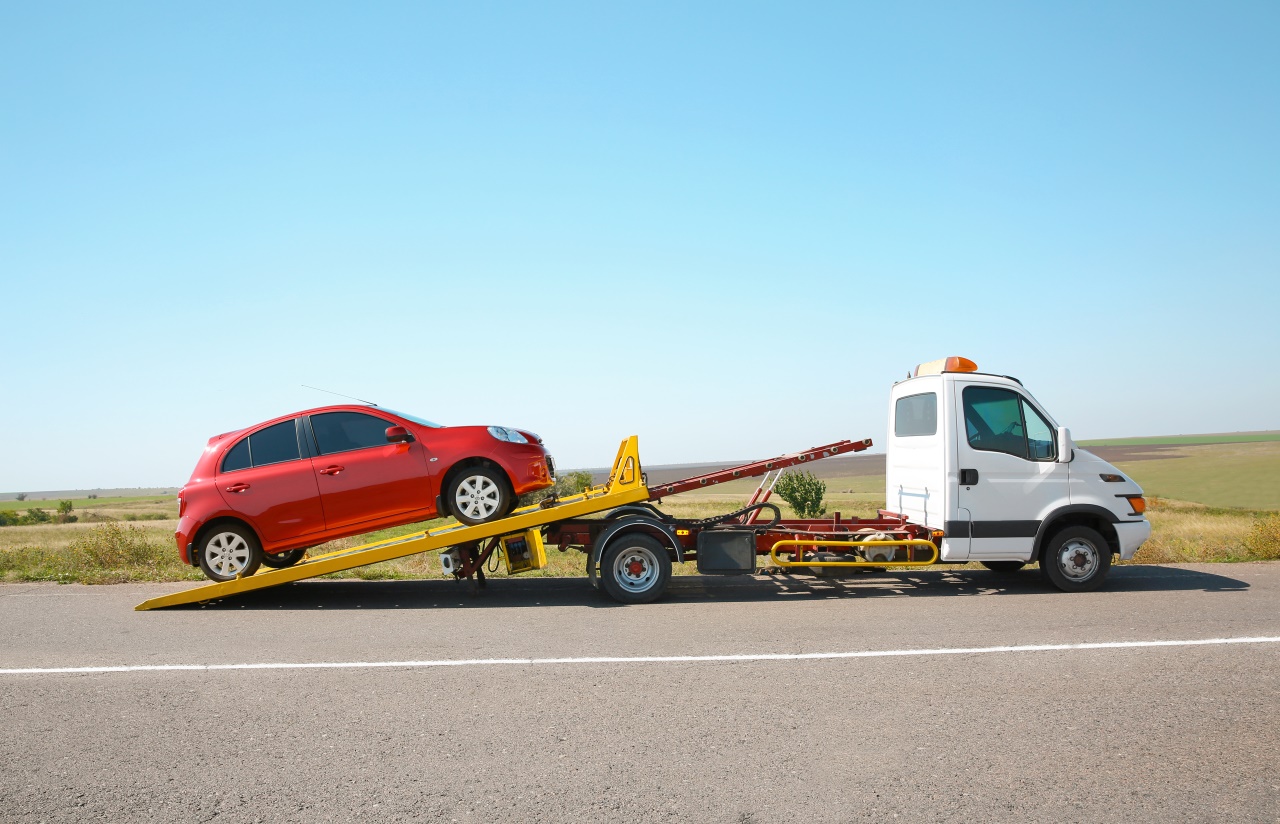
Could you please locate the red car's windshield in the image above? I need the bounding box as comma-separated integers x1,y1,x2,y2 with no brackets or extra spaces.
381,408,443,428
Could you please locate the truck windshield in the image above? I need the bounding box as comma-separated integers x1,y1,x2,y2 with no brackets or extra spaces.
381,408,443,428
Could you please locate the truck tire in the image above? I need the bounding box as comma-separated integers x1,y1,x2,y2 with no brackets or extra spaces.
980,561,1026,573
197,524,263,582
600,534,672,604
1039,526,1111,592
261,548,307,569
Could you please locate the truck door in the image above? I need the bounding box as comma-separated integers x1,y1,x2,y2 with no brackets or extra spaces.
953,383,1068,561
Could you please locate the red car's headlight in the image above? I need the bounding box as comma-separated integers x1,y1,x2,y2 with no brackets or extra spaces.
487,426,528,444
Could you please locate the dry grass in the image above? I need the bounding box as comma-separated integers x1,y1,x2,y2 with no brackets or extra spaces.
0,522,202,584
1127,498,1276,564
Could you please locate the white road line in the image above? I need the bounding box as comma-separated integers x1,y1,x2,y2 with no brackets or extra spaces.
2,636,1278,676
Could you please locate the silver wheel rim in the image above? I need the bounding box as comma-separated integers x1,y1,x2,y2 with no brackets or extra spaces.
455,475,501,520
205,532,251,577
612,545,660,594
1056,538,1099,581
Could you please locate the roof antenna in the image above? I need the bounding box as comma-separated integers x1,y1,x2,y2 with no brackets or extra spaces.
301,385,378,407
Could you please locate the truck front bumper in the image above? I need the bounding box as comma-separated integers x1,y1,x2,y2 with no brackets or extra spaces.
1115,520,1152,560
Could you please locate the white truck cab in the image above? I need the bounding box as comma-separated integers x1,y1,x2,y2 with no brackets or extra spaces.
886,357,1152,591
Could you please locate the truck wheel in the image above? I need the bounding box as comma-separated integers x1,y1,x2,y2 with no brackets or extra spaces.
261,548,307,569
1039,526,1111,592
197,525,263,582
981,561,1026,573
447,466,512,525
600,534,672,604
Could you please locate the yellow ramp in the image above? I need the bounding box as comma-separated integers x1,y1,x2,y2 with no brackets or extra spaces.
136,436,649,610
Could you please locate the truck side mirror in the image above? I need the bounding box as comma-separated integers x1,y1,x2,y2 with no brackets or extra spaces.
1056,426,1072,463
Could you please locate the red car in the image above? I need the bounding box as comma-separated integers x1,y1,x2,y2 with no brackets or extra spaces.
176,405,555,582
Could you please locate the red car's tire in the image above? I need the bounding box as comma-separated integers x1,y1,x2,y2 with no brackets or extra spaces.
261,548,307,569
447,466,513,525
196,524,263,582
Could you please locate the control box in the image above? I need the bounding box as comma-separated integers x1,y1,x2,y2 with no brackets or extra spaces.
501,529,548,575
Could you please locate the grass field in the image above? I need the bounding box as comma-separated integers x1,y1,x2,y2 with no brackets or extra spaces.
1080,431,1280,446
1,439,1277,584
1110,441,1280,510
0,495,172,513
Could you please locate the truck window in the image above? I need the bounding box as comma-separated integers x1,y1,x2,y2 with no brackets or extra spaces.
963,386,1029,459
1022,400,1056,461
962,387,1058,462
895,393,937,437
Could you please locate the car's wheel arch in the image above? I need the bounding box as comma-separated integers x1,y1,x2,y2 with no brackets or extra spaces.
438,457,515,514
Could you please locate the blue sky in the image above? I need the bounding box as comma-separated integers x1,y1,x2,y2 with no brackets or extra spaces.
2,1,1277,490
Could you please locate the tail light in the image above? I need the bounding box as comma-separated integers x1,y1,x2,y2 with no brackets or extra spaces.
177,490,186,518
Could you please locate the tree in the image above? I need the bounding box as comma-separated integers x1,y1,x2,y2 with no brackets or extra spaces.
15,493,26,502
774,470,827,519
56,500,77,524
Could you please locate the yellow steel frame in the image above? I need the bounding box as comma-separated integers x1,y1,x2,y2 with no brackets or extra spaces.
769,539,940,569
135,436,650,611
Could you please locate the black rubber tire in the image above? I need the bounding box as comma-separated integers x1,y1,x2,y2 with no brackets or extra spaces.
1039,526,1112,592
981,561,1027,573
196,523,263,582
446,465,513,526
261,548,307,569
599,534,672,604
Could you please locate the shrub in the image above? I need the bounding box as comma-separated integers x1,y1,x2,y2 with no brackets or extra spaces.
1242,515,1280,561
55,500,77,524
518,469,596,507
22,508,51,525
774,470,827,519
0,511,19,527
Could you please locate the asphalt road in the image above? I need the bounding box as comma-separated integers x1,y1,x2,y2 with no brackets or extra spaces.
2,563,1278,823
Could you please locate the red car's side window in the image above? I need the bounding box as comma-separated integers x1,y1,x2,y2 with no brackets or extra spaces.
221,420,302,472
221,439,250,472
310,412,394,455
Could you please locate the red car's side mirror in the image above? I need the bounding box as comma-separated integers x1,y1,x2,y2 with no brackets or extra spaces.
385,425,414,444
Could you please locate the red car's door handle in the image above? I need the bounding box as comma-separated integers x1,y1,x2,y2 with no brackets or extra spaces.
319,465,345,476
225,483,251,493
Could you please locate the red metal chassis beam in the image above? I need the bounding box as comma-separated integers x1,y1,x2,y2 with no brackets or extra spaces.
645,438,873,501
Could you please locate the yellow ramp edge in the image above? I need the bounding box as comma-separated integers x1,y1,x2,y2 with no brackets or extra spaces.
136,436,648,611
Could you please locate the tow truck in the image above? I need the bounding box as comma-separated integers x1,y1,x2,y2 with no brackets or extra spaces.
136,357,1151,610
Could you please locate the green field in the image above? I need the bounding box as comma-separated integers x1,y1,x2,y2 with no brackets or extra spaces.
0,495,170,513
1110,441,1280,511
1080,431,1280,447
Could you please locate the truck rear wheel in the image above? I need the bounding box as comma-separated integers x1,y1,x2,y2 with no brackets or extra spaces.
1039,526,1111,592
600,534,672,604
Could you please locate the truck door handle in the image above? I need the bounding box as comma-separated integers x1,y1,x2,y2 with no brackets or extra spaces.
225,483,251,493
319,465,345,476
959,469,979,485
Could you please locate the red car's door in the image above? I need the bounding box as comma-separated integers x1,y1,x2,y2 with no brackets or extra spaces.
306,410,435,531
215,419,327,544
